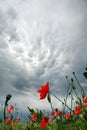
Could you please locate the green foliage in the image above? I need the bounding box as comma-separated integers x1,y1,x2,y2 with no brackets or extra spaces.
27,106,44,124
27,107,35,114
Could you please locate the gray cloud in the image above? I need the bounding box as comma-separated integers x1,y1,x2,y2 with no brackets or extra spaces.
0,0,87,111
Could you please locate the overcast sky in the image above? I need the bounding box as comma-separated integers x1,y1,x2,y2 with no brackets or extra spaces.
0,0,87,113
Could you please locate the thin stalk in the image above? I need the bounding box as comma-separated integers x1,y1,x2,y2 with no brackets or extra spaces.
50,101,53,111
69,78,82,106
71,85,73,112
50,92,73,112
66,77,73,111
4,94,12,121
4,101,7,122
73,72,86,98
66,76,80,102
63,76,71,113
47,92,53,111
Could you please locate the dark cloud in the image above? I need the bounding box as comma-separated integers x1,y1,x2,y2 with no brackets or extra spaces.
0,0,87,111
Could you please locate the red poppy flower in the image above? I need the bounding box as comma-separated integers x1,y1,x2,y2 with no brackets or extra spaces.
56,110,62,116
73,105,82,115
84,103,87,108
49,117,55,122
51,111,55,116
73,109,81,115
5,118,11,124
10,105,15,111
83,97,87,104
17,117,21,122
40,116,49,129
32,113,37,123
76,106,82,111
37,82,49,99
6,109,11,114
65,112,70,119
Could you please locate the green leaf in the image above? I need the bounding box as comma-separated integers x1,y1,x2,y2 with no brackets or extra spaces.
27,106,35,114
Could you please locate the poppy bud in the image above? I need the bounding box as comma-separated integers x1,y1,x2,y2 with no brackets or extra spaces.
71,78,73,82
73,72,75,75
47,93,51,103
6,94,12,102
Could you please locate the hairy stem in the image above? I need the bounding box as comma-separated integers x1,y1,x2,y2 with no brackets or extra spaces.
50,92,73,112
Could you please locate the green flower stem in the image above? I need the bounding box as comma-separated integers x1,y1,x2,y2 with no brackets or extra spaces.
50,101,53,111
71,85,73,112
4,94,12,121
73,72,86,98
50,92,73,112
63,85,70,113
63,76,72,113
4,101,7,122
47,93,53,111
71,81,82,106
66,76,81,105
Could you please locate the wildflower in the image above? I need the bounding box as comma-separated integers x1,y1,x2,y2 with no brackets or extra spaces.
56,110,62,116
76,106,82,111
17,117,21,122
51,111,55,116
73,109,81,115
73,106,82,115
40,116,49,129
49,117,55,122
5,118,11,124
32,113,37,123
6,109,11,114
10,105,15,111
83,97,87,104
84,103,87,108
37,82,49,99
65,112,70,119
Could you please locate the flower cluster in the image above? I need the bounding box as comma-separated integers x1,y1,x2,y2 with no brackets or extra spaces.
5,105,21,126
6,105,14,115
36,81,87,129
3,68,87,129
73,106,82,115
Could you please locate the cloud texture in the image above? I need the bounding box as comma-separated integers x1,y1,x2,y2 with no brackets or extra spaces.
0,0,87,111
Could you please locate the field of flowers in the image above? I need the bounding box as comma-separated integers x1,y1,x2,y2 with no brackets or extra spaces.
0,67,87,130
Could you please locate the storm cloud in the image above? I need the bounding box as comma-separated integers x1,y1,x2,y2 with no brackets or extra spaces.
0,0,87,111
